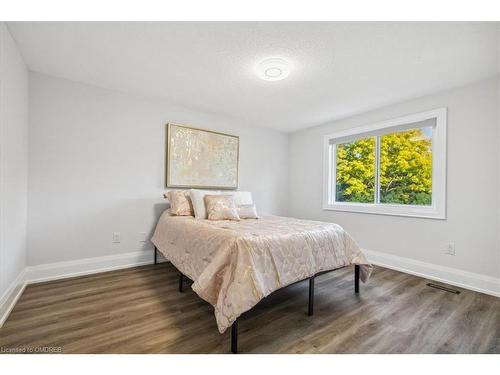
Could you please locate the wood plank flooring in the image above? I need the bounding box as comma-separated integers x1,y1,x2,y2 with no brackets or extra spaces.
0,263,498,354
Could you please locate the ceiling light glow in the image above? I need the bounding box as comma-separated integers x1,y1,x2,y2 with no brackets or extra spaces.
256,58,291,81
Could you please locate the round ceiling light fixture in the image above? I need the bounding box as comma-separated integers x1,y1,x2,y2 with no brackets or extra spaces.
255,58,291,81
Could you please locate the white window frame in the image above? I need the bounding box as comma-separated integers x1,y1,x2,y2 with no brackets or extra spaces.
323,108,447,219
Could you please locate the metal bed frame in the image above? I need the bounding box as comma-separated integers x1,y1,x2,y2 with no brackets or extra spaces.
154,246,360,354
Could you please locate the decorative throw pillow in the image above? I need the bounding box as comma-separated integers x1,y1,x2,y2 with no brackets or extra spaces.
204,195,240,221
190,189,221,219
237,204,259,219
231,191,253,206
165,190,193,216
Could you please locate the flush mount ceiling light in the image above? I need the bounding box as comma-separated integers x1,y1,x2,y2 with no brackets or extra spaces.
255,58,291,81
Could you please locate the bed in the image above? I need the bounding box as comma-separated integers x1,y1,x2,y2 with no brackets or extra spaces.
151,210,372,353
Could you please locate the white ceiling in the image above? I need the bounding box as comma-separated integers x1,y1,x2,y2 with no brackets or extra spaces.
7,22,499,132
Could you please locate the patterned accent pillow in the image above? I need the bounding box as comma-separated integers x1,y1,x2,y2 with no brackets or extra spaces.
189,189,222,219
237,204,259,219
165,190,194,216
204,195,240,221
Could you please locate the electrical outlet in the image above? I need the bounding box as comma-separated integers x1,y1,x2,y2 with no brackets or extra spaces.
445,243,455,256
112,232,121,243
139,232,147,243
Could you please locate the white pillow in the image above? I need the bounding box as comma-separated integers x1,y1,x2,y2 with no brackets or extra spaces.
189,189,253,219
231,191,253,206
237,204,259,219
190,190,221,219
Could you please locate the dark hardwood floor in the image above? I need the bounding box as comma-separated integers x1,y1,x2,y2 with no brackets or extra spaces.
0,262,498,354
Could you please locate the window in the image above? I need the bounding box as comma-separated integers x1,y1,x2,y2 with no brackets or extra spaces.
335,137,375,204
323,108,446,219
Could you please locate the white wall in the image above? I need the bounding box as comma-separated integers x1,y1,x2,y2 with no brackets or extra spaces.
28,72,289,266
289,78,499,281
0,23,29,301
498,26,500,288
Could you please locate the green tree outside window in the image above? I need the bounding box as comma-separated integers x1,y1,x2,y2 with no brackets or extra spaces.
335,127,432,206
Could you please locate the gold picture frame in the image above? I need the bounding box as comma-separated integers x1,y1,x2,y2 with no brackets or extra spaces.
166,123,239,189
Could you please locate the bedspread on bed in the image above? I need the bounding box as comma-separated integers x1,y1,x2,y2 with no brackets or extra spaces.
151,211,372,333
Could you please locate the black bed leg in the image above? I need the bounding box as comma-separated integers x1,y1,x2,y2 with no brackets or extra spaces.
231,320,238,354
308,276,315,316
178,272,183,293
154,246,157,264
354,265,360,293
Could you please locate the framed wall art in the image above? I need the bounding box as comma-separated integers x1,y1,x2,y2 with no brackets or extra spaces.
166,123,239,189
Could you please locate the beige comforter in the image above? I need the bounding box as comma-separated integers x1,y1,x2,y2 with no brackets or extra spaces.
151,211,372,333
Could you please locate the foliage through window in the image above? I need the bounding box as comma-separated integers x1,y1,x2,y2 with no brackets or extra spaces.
335,137,375,203
379,127,432,205
334,126,433,206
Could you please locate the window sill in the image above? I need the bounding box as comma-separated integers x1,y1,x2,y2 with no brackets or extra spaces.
322,203,446,220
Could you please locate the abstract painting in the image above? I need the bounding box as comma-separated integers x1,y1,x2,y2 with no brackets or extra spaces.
166,123,239,189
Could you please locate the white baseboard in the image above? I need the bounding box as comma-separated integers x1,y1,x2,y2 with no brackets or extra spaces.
25,250,156,284
364,249,500,297
0,269,27,327
0,249,166,327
